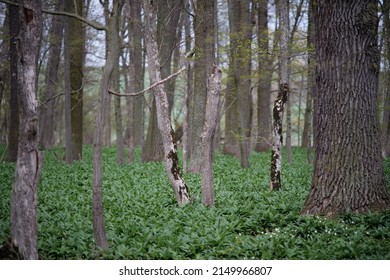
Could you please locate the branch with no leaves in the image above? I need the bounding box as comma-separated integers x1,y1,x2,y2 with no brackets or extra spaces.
0,0,107,31
109,67,186,97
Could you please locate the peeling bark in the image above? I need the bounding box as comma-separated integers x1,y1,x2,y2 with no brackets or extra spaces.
143,0,190,205
270,0,289,191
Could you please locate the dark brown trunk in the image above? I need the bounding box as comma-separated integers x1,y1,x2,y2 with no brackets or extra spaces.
302,0,390,216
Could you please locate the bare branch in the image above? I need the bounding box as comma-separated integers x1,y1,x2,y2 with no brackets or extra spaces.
0,0,107,31
108,67,186,97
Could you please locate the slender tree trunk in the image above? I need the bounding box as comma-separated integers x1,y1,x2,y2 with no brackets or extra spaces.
302,0,390,216
11,0,43,259
7,2,19,162
93,0,124,249
302,0,315,164
270,0,289,191
126,0,144,162
70,0,84,160
113,64,124,164
64,2,72,164
201,65,222,207
143,0,190,205
183,0,193,172
38,0,64,150
0,10,8,111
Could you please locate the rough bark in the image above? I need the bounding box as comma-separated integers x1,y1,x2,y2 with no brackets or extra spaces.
270,0,289,191
38,0,64,150
92,0,124,249
11,0,43,259
201,65,222,207
189,0,215,173
143,0,190,205
302,0,390,216
7,2,19,162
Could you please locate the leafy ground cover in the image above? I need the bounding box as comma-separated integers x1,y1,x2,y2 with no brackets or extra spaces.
1,145,390,259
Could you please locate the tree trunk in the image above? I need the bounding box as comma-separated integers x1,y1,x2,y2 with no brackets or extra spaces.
255,0,272,152
113,63,124,164
11,0,43,259
302,0,390,216
7,2,19,162
182,0,193,172
201,65,222,207
189,0,215,173
143,0,190,205
270,0,289,191
381,0,390,158
64,1,72,164
302,0,315,164
126,0,144,162
92,0,124,249
38,0,64,150
70,0,84,160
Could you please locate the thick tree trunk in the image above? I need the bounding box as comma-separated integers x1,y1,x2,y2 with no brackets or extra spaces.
270,0,289,191
38,0,64,150
302,0,390,216
201,65,222,207
143,0,190,205
11,0,43,259
189,0,215,173
7,2,19,162
92,0,124,249
255,0,272,153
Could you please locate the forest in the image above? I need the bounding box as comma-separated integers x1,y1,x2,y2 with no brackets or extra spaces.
0,0,390,260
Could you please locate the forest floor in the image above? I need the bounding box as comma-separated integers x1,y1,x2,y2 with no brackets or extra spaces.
0,145,390,259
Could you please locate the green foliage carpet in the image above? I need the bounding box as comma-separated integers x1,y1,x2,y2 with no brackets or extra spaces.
0,146,390,259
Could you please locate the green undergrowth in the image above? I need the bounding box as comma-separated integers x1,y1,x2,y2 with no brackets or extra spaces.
0,145,390,259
